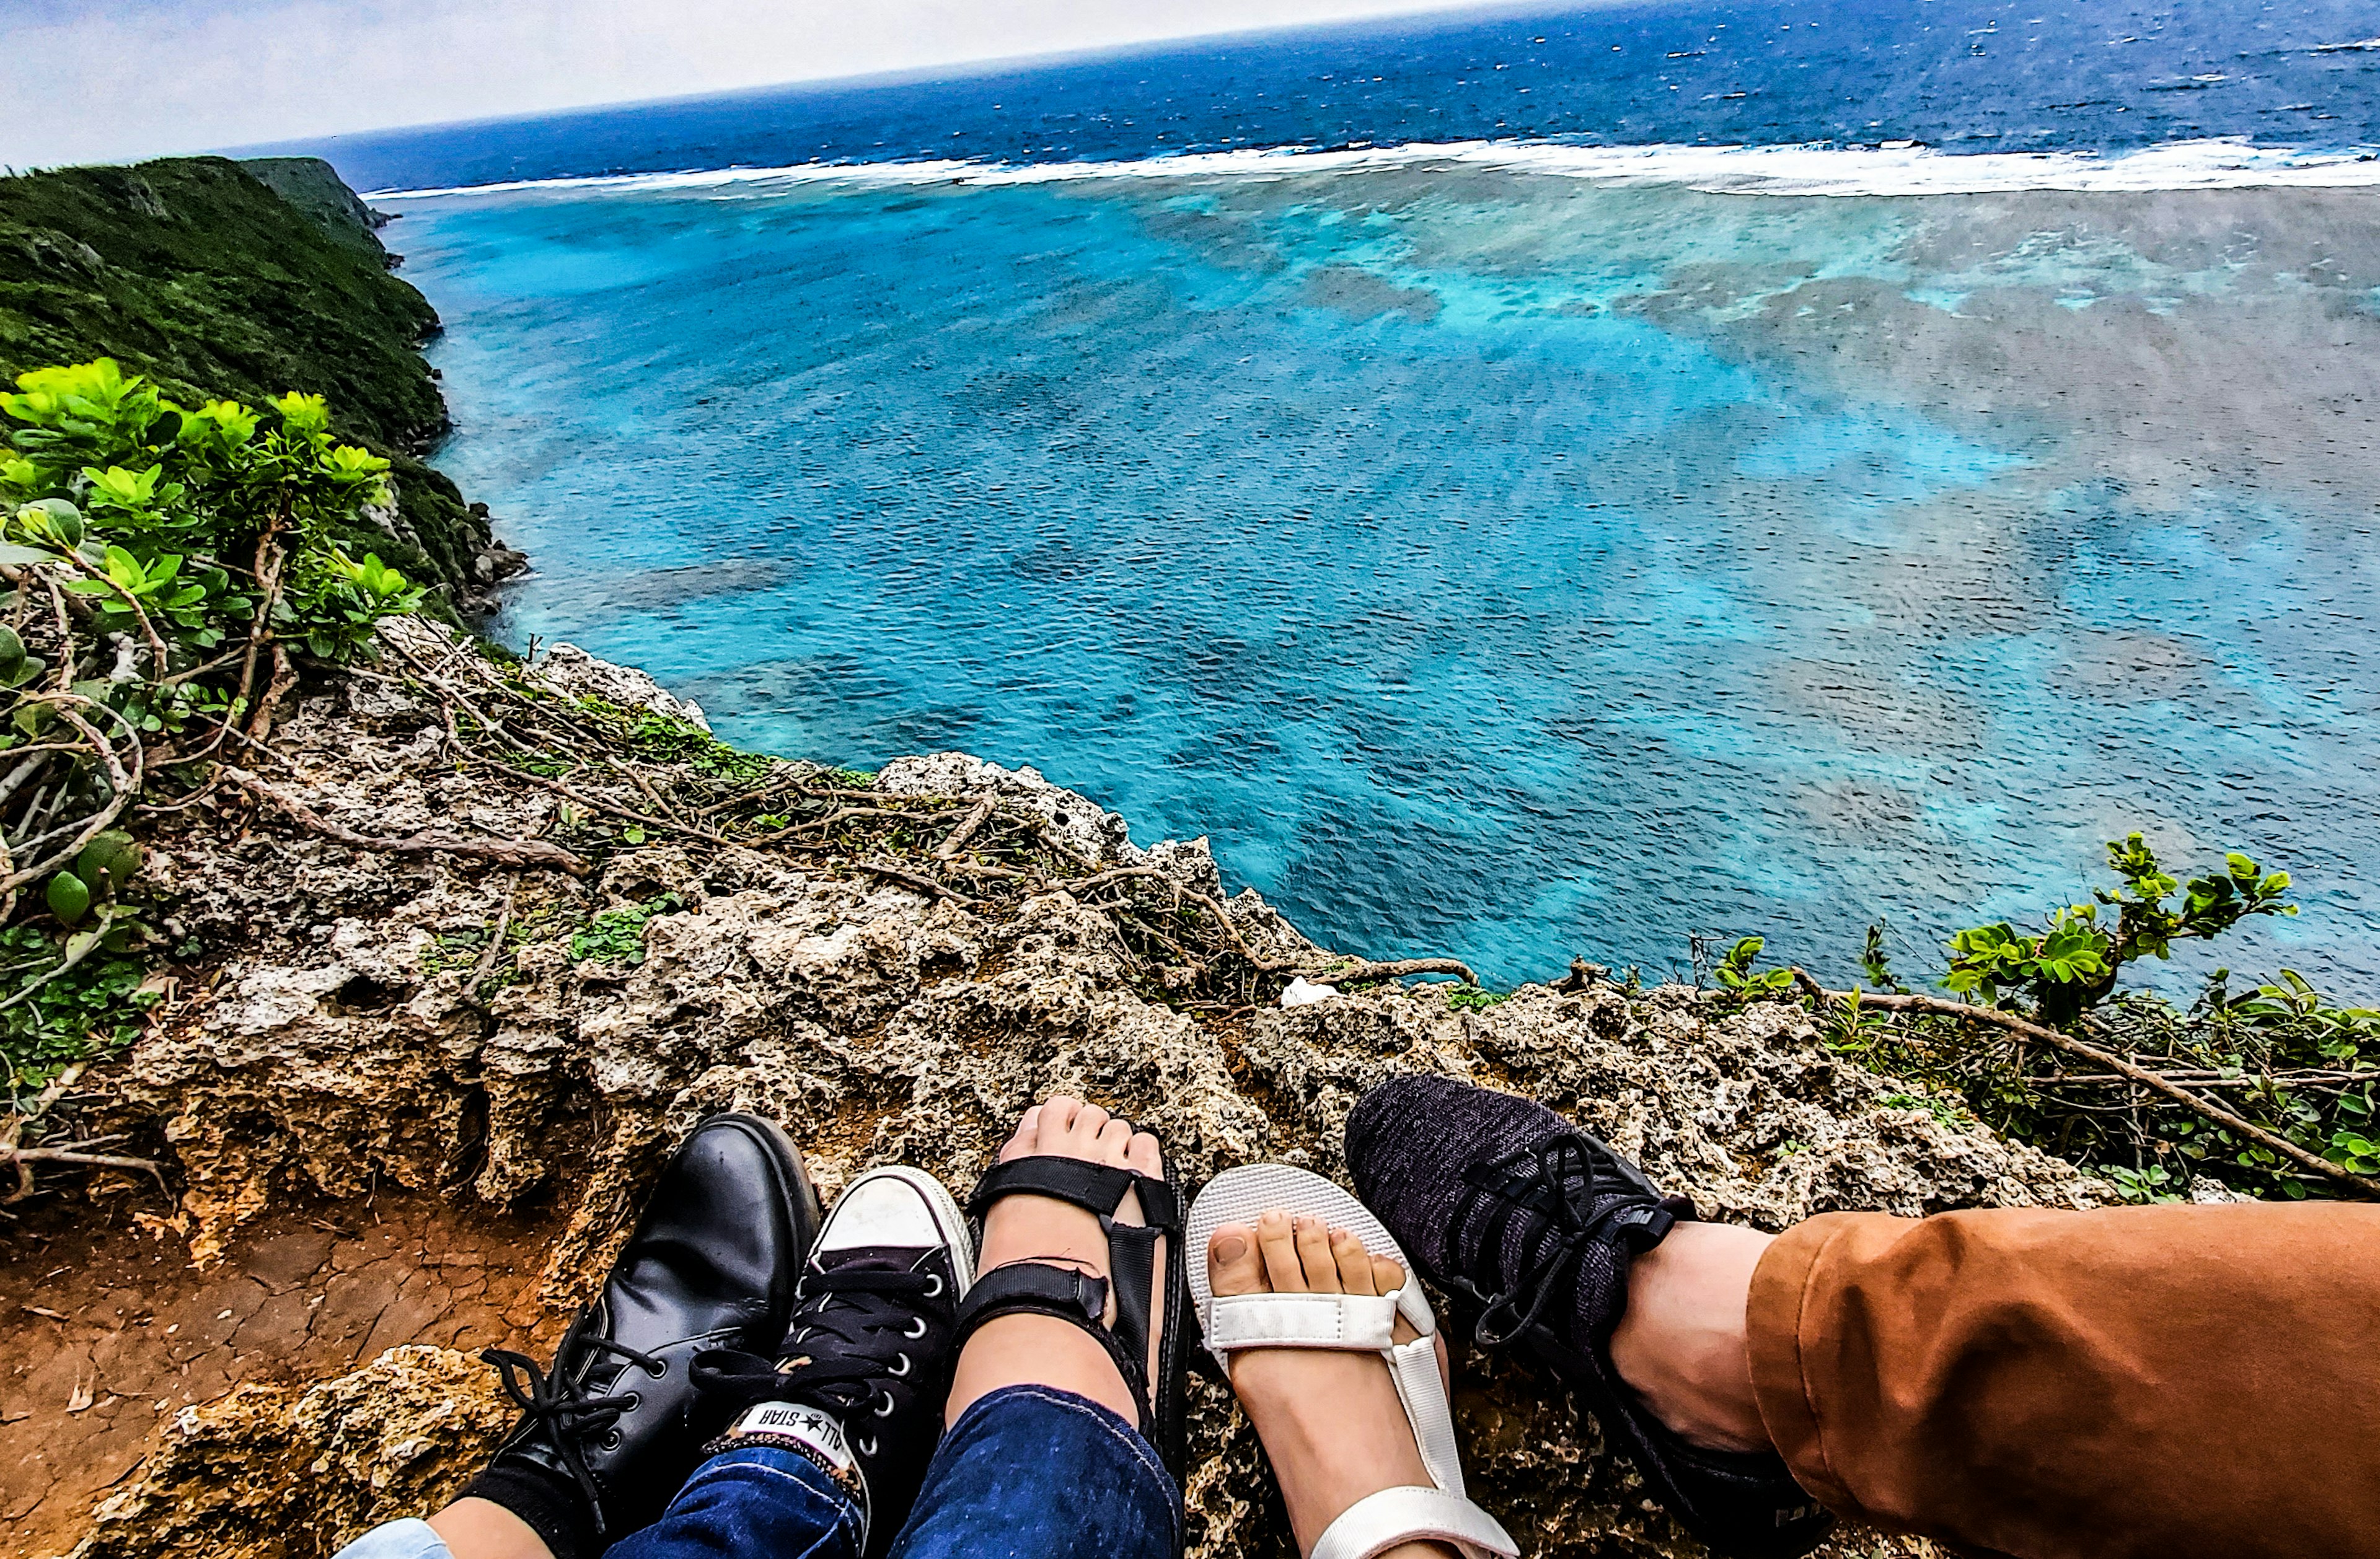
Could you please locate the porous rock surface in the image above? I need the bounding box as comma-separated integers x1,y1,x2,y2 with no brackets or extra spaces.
77,635,2107,1558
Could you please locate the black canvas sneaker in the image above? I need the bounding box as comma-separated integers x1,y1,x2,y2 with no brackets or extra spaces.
1346,1074,1835,1559
695,1165,976,1557
467,1112,822,1558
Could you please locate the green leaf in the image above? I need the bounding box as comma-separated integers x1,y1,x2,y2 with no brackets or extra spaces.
0,542,60,567
75,830,141,897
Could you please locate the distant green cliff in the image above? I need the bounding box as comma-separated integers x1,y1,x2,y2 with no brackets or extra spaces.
0,155,518,609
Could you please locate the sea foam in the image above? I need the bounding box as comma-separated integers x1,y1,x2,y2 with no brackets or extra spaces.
373,134,2380,203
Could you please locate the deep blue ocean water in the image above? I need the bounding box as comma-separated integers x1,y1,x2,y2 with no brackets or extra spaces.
283,1,2380,990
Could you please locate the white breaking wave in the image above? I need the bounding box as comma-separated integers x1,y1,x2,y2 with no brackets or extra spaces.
372,134,2380,203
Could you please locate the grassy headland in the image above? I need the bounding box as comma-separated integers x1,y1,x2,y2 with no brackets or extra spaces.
0,156,502,603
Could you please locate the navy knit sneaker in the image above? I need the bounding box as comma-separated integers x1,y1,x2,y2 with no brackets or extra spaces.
1346,1075,1833,1559
694,1166,975,1558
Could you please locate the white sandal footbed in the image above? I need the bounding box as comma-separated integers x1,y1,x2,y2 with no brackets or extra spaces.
1186,1165,1520,1559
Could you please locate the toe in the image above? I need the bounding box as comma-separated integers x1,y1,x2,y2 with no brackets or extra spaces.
1370,1254,1406,1296
1065,1100,1111,1149
1294,1214,1341,1292
1257,1210,1309,1293
1039,1094,1085,1144
1210,1224,1266,1296
1122,1130,1163,1180
997,1104,1042,1162
1093,1115,1135,1163
1330,1227,1377,1296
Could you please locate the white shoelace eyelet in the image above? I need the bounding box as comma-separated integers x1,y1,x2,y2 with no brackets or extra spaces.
922,1273,943,1298
903,1315,927,1339
888,1352,911,1377
873,1392,897,1418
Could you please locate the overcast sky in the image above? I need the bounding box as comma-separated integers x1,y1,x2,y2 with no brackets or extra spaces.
2,0,1518,169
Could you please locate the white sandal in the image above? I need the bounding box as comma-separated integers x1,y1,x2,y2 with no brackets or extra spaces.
1187,1164,1521,1559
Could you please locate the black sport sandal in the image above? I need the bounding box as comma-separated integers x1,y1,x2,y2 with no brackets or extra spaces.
954,1131,1191,1488
1346,1075,1835,1559
694,1166,976,1558
470,1112,822,1555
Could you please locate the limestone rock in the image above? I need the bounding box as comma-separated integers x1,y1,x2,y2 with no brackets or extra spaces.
83,628,2108,1558
531,640,711,731
72,1346,513,1559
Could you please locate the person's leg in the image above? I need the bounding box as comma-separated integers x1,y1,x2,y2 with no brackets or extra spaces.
946,1097,1168,1427
1743,1201,2380,1559
884,1386,1178,1559
1607,1221,1777,1456
886,1094,1182,1559
1347,1075,1831,1559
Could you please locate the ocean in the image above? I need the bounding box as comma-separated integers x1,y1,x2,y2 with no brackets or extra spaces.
278,0,2380,991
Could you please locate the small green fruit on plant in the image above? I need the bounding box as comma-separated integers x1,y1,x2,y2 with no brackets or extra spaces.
75,830,141,897
45,871,91,926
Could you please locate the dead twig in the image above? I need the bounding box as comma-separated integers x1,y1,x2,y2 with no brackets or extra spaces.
852,859,981,908
610,759,688,827
226,767,589,876
245,643,299,744
496,763,733,847
0,1146,169,1197
465,879,519,999
1314,956,1483,988
933,797,996,861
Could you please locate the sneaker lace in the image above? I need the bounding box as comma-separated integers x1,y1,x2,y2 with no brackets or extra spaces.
695,1266,940,1459
482,1336,665,1537
1463,1135,1662,1348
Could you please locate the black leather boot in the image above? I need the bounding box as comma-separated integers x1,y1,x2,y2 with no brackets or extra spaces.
467,1112,822,1557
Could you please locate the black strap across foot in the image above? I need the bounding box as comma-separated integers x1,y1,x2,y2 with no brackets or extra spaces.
956,1151,1189,1482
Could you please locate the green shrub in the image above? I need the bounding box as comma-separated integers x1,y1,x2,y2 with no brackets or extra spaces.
1705,836,2374,1201
0,358,425,1097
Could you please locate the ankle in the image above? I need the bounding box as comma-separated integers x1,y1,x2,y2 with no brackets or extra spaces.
946,1312,1138,1426
1606,1222,1776,1456
426,1496,561,1559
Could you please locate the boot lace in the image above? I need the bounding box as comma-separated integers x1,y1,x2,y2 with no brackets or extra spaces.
695,1266,940,1459
482,1335,666,1537
1461,1135,1666,1348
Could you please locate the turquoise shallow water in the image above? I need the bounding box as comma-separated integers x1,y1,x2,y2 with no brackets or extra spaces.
395,159,2380,990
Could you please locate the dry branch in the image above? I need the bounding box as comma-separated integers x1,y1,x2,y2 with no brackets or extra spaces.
853,859,981,907
226,767,589,876
933,797,996,861
1316,957,1483,988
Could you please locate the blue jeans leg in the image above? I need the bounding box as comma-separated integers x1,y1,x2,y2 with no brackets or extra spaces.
886,1385,1180,1559
606,1444,864,1559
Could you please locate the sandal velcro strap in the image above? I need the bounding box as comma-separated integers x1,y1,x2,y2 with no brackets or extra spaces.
1205,1291,1399,1351
951,1260,1155,1437
966,1155,1183,1229
954,1259,1110,1335
1310,1486,1520,1559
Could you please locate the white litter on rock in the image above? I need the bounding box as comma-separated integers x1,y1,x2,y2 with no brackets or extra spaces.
1280,976,1338,1008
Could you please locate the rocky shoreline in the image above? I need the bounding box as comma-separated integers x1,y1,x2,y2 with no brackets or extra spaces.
1,620,2116,1559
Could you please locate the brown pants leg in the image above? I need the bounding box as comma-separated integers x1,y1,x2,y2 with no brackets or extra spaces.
1745,1204,2380,1559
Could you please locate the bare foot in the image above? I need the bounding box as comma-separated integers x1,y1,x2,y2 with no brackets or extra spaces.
946,1095,1167,1426
1210,1212,1460,1559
